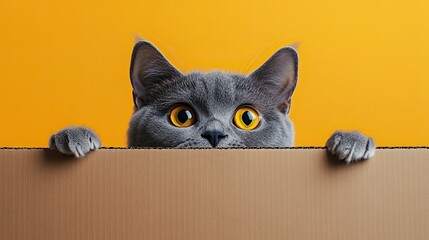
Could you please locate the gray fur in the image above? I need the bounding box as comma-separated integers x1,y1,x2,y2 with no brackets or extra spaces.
49,40,375,162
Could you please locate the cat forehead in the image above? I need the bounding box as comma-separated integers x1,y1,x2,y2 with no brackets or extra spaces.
147,71,276,111
187,71,244,92
187,71,244,84
183,71,261,100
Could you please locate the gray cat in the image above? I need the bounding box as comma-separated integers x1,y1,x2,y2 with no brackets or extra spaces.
49,40,375,163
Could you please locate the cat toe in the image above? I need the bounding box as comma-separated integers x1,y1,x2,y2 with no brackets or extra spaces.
68,139,91,158
82,128,101,150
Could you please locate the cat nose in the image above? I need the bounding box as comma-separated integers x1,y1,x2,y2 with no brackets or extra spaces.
201,131,227,147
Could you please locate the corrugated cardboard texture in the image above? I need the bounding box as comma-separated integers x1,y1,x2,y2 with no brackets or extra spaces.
1,149,428,240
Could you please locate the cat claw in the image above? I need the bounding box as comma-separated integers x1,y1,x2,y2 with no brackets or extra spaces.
326,130,375,163
49,126,101,158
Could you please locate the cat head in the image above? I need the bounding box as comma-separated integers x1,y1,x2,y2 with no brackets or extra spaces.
127,40,298,148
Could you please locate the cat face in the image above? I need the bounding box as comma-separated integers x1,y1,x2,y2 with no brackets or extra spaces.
127,40,298,148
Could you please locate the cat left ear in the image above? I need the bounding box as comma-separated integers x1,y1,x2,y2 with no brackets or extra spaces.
248,46,298,114
130,39,183,109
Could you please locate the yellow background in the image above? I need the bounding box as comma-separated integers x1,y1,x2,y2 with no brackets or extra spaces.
0,0,428,147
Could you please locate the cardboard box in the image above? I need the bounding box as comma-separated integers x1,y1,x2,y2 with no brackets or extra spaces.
0,148,428,240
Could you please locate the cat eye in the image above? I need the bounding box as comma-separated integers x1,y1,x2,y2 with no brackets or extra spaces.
170,105,196,128
233,106,260,130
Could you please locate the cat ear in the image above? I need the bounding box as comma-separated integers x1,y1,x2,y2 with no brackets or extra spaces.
130,39,183,108
248,46,298,114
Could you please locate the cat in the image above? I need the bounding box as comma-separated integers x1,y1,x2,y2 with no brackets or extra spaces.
49,39,376,163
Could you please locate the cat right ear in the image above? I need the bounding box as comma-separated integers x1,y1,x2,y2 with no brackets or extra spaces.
130,39,183,109
247,46,298,114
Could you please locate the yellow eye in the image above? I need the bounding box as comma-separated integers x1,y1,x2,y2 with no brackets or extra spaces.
170,105,196,128
233,106,260,130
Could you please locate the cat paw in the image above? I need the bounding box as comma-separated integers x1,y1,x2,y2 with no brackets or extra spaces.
326,130,375,163
49,126,101,158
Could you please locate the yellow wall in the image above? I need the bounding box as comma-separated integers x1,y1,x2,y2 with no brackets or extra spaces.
0,0,428,147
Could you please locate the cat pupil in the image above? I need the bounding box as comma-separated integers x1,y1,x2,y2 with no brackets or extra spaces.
178,109,191,123
242,111,253,125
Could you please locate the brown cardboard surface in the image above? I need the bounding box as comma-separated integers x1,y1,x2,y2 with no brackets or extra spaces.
0,148,428,240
